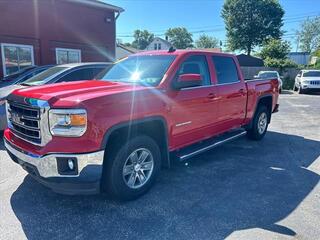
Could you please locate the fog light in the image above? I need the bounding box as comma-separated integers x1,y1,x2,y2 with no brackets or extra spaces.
68,159,74,170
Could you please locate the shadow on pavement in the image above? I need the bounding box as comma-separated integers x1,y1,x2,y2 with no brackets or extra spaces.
0,131,5,151
10,131,320,239
281,90,294,95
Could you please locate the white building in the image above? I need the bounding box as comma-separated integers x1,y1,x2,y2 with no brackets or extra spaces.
145,37,173,51
288,52,311,65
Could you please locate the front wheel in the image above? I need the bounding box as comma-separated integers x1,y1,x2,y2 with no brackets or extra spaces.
102,135,161,201
298,85,305,94
247,106,269,140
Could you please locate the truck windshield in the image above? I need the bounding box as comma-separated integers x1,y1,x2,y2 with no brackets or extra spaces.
98,55,176,86
303,71,320,77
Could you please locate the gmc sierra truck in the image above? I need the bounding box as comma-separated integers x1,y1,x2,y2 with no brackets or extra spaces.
4,50,279,200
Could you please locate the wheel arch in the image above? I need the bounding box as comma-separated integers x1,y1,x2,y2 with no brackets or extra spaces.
101,116,170,169
247,94,273,129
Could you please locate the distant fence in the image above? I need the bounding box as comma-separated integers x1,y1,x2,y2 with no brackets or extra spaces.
241,67,299,80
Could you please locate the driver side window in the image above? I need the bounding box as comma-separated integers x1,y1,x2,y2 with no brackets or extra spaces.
178,55,211,86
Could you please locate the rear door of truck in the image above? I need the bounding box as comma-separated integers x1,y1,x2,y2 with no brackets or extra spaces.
210,55,247,132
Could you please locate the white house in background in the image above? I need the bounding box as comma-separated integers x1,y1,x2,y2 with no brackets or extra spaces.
288,52,311,65
145,37,173,51
116,43,139,60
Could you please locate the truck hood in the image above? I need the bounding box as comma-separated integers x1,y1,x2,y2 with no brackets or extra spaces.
11,80,147,104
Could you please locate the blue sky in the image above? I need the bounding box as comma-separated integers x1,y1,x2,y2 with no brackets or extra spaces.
106,0,320,52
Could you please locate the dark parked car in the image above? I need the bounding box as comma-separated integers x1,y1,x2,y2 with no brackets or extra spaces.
0,62,111,130
0,65,54,88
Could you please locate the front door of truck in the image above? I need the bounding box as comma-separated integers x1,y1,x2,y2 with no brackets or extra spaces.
211,55,247,132
168,54,219,149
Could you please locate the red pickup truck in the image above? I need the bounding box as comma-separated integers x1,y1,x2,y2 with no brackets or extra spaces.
4,50,279,200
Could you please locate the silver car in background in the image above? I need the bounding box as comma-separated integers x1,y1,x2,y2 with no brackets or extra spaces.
0,62,111,131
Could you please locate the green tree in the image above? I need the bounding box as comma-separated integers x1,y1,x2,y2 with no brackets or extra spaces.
131,30,154,50
297,17,320,53
259,38,290,60
222,0,284,55
195,34,219,49
165,27,193,49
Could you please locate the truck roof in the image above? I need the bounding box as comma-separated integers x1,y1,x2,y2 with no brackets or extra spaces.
132,49,235,57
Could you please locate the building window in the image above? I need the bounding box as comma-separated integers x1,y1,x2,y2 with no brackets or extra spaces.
1,43,34,76
154,43,157,50
158,43,161,50
55,48,81,64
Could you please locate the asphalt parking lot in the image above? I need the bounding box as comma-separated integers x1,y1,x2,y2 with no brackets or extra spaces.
0,91,319,240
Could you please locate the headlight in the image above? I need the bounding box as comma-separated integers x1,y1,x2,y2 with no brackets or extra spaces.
49,109,87,137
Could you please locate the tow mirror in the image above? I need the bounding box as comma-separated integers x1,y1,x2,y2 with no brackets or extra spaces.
174,73,202,89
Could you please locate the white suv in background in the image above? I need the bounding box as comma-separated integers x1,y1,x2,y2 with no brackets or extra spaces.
294,70,320,94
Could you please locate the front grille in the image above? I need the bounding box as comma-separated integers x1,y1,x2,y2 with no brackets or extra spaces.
7,101,41,145
310,81,320,85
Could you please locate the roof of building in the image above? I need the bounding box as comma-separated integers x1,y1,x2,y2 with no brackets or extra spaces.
117,44,140,53
288,52,310,55
236,54,264,67
69,0,124,12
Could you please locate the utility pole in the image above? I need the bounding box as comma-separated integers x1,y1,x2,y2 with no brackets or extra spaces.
296,36,300,52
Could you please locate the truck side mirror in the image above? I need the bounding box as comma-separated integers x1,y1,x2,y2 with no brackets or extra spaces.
174,74,202,89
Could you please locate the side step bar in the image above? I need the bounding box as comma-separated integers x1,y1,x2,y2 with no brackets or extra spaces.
177,129,247,161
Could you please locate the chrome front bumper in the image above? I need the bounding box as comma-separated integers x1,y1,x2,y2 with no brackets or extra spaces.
4,140,104,178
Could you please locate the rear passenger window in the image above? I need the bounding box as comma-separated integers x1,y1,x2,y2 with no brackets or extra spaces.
178,55,211,86
212,56,239,84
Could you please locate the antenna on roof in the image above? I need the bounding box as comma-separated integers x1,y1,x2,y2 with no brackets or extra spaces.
168,47,176,53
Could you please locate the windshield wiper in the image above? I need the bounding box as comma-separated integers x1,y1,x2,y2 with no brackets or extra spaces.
20,83,33,86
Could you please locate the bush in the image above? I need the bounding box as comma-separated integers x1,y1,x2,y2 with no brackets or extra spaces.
282,76,295,90
264,58,299,69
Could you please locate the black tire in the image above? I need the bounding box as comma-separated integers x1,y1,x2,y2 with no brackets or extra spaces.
101,135,161,201
246,105,269,140
298,85,305,94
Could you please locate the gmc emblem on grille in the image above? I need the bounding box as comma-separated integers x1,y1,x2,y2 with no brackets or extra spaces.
11,113,24,125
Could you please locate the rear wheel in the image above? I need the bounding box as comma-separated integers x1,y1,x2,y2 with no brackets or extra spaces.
102,135,161,201
247,105,269,140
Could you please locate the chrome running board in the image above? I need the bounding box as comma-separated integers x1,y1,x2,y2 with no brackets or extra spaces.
178,129,247,161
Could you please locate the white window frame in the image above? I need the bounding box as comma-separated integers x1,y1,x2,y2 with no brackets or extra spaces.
1,43,35,76
55,48,81,64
